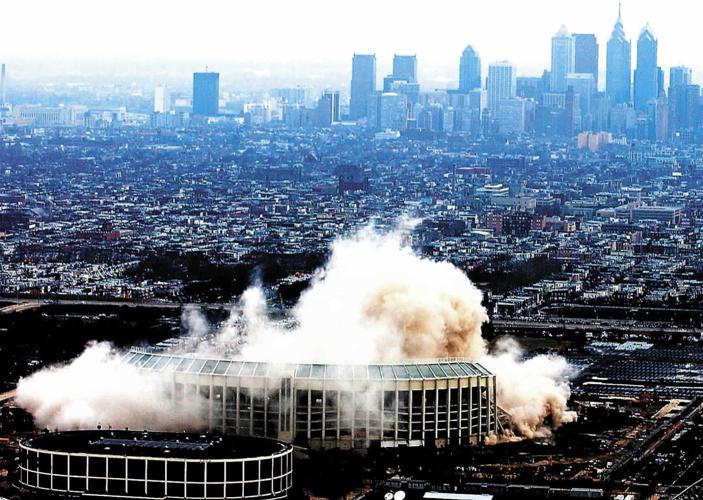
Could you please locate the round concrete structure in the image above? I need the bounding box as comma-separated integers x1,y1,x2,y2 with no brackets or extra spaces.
19,430,293,499
126,350,498,450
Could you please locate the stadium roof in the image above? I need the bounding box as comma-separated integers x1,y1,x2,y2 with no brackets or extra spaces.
124,351,494,380
23,430,289,459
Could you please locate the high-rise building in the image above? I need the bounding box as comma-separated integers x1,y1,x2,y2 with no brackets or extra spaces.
657,67,665,97
350,54,376,120
317,90,340,127
669,84,700,133
192,71,219,117
459,45,481,92
392,55,417,83
496,98,526,134
551,25,575,92
0,64,6,108
516,77,545,100
383,77,420,109
467,89,487,135
273,88,308,105
371,92,407,131
669,66,692,90
153,86,171,114
487,61,516,114
634,24,658,111
606,4,631,105
573,34,599,89
566,73,596,130
654,96,669,141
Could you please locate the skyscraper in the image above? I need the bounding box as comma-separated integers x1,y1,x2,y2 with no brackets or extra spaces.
606,4,632,105
0,64,6,108
566,73,596,130
550,25,575,92
153,86,171,114
379,92,408,131
573,34,599,89
487,61,516,114
192,71,219,117
317,90,340,127
459,45,481,92
669,84,700,133
392,55,417,83
350,54,376,120
634,24,658,111
496,98,526,134
669,66,692,90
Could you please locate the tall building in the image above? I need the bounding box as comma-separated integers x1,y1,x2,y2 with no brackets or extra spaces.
0,64,5,108
459,45,481,92
153,86,171,114
273,88,308,105
496,98,526,134
654,96,669,141
350,54,376,120
467,89,487,135
566,73,596,130
379,92,408,131
669,66,692,90
573,34,599,89
383,78,420,108
669,84,701,133
487,61,516,114
551,25,575,92
317,90,340,127
606,4,631,105
192,71,219,117
392,54,417,83
634,24,658,111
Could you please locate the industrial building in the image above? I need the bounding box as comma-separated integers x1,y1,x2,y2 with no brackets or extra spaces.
18,430,293,499
125,350,499,450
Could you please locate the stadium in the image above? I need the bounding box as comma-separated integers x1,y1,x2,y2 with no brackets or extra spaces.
125,348,499,450
18,430,293,499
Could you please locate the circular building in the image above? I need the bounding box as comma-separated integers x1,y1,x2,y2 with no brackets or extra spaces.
18,430,293,499
125,350,498,450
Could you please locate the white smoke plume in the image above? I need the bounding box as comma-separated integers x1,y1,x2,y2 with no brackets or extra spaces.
181,304,210,340
16,222,574,439
15,342,204,432
234,224,488,363
481,338,576,439
226,224,574,437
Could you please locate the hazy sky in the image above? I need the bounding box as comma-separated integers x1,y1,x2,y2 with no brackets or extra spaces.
2,0,701,90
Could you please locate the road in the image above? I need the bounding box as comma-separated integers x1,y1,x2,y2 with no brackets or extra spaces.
0,297,235,311
0,302,43,315
493,318,701,336
0,390,16,403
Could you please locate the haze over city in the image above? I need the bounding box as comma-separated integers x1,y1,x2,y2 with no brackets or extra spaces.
2,0,703,499
2,0,702,90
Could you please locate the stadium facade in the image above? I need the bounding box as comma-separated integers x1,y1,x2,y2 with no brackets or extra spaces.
18,430,293,499
125,349,499,450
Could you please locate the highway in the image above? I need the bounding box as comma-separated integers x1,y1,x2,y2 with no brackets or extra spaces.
0,302,43,315
0,298,235,311
0,390,16,404
493,318,701,336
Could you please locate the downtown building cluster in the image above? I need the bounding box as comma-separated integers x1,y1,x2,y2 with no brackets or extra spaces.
2,4,701,145
342,7,701,142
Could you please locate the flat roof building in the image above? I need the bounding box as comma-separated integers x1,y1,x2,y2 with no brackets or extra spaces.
19,430,293,499
125,350,499,450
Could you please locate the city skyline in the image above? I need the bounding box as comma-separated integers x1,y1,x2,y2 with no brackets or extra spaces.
0,0,702,91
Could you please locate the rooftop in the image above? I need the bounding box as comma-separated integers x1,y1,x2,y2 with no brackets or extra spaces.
22,430,290,460
124,350,494,380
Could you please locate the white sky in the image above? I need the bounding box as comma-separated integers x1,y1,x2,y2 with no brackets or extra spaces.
1,0,700,90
